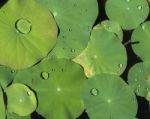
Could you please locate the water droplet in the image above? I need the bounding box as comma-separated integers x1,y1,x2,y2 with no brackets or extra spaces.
137,5,142,10
51,68,55,72
15,18,32,34
118,64,123,68
11,70,15,73
68,28,72,31
90,88,99,96
41,72,49,80
71,49,75,52
27,91,31,96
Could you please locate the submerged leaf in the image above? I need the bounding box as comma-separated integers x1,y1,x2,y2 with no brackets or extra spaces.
0,0,58,69
82,74,137,119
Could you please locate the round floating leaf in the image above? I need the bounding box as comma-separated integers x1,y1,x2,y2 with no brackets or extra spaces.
128,62,150,99
0,66,13,89
74,25,127,77
0,0,58,69
36,0,98,59
30,59,86,119
5,83,37,116
101,20,123,41
131,21,150,62
82,74,137,119
7,113,30,119
0,86,6,119
105,0,149,30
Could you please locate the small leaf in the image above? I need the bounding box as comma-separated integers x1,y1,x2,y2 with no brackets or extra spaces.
5,83,37,116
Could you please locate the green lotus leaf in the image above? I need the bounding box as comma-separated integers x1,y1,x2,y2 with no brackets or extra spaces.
82,74,137,119
101,20,123,41
36,0,98,59
131,21,150,62
73,25,127,77
128,62,150,100
0,86,6,119
7,113,30,119
13,59,86,119
0,66,13,89
0,0,58,69
5,83,37,116
105,0,149,30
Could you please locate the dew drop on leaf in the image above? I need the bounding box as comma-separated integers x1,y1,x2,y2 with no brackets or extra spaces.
71,49,76,53
41,72,49,80
137,5,142,10
15,18,32,34
118,64,123,68
90,88,99,96
27,91,31,96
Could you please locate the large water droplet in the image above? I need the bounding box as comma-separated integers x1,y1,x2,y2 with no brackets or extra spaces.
41,72,49,80
137,5,142,10
90,88,99,96
15,18,32,34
